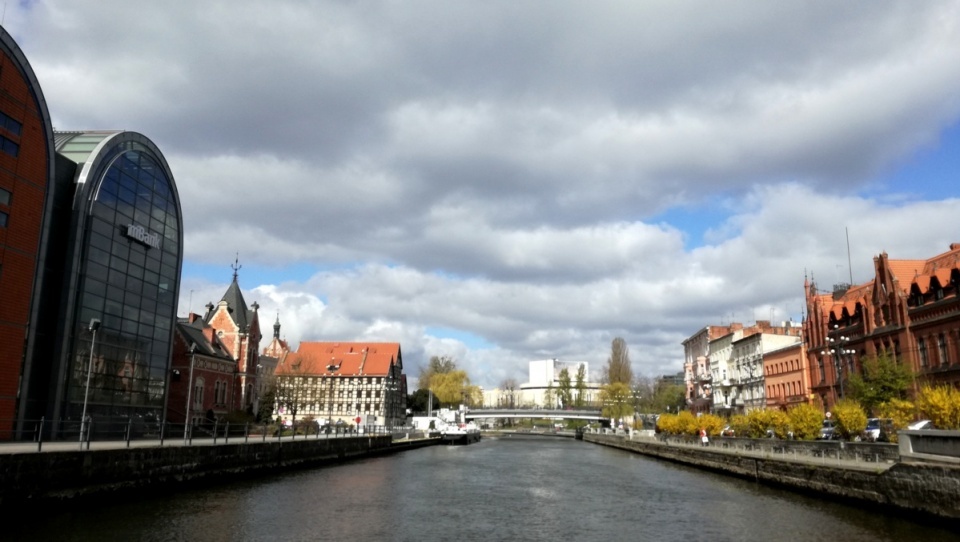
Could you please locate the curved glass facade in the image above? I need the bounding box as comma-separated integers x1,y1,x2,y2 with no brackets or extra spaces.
57,134,182,428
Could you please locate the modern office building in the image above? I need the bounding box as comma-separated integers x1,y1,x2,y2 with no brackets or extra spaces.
0,26,57,435
17,130,183,436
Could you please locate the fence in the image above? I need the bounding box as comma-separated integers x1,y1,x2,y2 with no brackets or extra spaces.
0,418,418,453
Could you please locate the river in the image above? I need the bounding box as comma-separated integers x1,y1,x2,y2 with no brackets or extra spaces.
10,435,956,541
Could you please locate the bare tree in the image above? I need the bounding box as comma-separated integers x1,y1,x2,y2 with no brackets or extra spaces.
606,337,633,385
274,356,311,430
500,378,519,408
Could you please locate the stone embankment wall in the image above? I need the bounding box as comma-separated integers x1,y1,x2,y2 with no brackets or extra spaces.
0,436,436,504
585,433,960,520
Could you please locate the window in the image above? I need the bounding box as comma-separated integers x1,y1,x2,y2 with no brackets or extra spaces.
0,111,21,136
817,358,825,383
0,187,10,205
919,338,928,368
0,210,7,228
0,135,18,157
938,334,948,367
194,378,204,409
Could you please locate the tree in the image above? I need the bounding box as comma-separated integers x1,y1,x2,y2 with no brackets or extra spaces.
257,379,277,423
274,357,311,429
500,378,519,409
544,382,556,409
408,388,440,413
605,337,633,384
574,364,587,407
599,382,634,425
429,369,473,407
787,403,823,440
847,350,914,413
557,368,572,408
418,355,457,390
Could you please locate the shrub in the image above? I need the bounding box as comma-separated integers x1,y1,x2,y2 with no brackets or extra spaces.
832,399,867,440
675,410,700,435
875,398,915,443
916,385,960,430
787,403,823,440
697,413,725,437
744,409,789,438
728,414,750,437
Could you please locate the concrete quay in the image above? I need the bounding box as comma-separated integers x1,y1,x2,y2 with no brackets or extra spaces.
0,434,440,505
585,432,960,520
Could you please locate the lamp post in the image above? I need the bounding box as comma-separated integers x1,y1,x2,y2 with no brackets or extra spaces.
79,318,101,448
184,344,196,443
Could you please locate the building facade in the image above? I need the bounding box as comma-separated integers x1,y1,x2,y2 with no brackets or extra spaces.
804,244,960,413
168,315,237,427
0,26,58,435
12,131,183,437
274,342,407,428
200,269,262,415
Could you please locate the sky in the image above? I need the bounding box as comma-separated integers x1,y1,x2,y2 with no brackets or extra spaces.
10,1,960,388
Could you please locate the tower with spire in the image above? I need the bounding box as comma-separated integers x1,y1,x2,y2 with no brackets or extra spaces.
202,255,262,414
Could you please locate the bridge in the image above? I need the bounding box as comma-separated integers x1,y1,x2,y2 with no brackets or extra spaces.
464,408,604,421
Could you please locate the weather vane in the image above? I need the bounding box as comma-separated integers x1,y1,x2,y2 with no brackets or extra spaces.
231,253,242,281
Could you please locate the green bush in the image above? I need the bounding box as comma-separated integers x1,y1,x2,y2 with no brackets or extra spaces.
916,385,960,430
876,398,915,443
832,399,867,440
787,403,823,440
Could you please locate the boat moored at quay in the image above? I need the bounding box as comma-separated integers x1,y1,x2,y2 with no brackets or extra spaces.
441,422,481,445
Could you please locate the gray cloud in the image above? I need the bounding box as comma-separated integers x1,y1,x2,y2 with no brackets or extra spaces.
15,1,960,386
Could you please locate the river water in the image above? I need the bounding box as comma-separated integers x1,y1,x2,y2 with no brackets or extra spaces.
11,436,956,541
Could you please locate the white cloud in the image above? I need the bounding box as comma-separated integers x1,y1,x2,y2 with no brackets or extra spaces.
17,1,960,387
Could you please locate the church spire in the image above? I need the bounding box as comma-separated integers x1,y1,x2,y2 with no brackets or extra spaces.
274,312,281,339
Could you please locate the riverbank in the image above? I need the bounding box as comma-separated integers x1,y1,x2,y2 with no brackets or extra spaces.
0,435,440,505
584,432,960,519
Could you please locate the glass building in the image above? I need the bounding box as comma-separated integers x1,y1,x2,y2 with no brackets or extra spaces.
29,131,182,435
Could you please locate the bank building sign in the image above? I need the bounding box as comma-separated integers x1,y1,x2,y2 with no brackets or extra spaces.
125,224,161,250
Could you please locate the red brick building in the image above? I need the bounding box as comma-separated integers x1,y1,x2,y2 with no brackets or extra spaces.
168,315,236,427
804,244,960,412
0,27,57,435
200,268,262,414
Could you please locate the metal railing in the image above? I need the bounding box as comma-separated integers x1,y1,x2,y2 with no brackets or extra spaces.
0,418,422,453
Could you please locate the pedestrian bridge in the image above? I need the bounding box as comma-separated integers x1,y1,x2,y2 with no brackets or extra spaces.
464,408,603,421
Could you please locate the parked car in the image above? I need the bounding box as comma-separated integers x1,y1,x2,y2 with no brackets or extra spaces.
907,419,934,430
817,419,837,440
863,418,881,442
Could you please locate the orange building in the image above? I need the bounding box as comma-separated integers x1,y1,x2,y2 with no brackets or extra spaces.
764,342,809,411
804,244,960,412
0,27,57,434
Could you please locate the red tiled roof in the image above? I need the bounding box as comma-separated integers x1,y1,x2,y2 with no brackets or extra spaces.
887,259,925,292
276,342,400,377
907,244,960,294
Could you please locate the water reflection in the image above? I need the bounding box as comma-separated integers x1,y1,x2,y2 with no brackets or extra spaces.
10,437,956,542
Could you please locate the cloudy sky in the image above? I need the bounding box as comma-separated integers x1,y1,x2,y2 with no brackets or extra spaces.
11,1,960,388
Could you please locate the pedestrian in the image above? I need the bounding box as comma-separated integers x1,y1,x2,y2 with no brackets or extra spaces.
700,427,709,447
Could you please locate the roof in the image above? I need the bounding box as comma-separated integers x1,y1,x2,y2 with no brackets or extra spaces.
277,342,402,377
886,259,925,292
53,131,121,165
909,243,960,295
176,320,234,361
205,275,256,331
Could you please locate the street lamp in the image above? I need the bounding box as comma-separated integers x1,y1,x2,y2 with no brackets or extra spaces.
79,318,101,448
184,344,197,442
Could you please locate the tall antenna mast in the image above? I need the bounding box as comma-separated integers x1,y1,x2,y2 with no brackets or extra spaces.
846,227,853,284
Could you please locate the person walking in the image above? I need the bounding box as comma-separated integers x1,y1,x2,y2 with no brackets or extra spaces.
700,427,709,447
